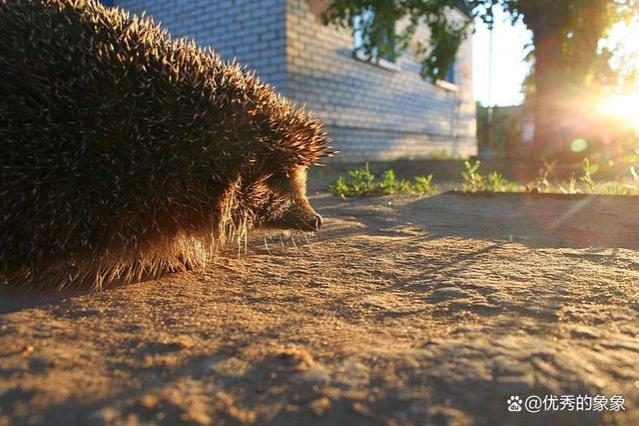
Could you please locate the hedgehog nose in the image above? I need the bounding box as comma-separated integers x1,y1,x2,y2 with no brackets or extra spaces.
313,213,323,231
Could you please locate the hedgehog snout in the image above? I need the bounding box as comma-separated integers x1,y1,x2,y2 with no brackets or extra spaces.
262,198,323,232
284,206,322,232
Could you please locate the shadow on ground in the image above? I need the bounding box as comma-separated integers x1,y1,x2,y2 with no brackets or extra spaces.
314,192,639,249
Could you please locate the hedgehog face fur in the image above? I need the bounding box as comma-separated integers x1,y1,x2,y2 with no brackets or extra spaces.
256,166,322,232
0,0,332,290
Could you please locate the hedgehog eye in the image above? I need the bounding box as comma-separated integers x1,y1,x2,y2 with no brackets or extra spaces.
266,171,286,185
270,169,290,181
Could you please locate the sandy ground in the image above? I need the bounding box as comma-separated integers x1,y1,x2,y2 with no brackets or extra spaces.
1,192,639,425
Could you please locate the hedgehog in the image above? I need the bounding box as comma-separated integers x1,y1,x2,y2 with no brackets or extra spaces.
0,0,332,290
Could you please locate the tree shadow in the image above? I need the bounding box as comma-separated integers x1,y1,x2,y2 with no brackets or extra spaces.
307,192,639,328
313,191,639,250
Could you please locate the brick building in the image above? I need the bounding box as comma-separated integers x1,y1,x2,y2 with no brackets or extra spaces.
113,0,477,162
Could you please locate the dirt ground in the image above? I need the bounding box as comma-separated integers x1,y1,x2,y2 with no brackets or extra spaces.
1,192,639,425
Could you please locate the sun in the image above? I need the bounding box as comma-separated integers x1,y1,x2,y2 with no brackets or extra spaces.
597,92,639,135
592,19,639,135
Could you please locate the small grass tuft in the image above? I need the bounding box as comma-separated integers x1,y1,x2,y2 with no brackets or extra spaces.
329,164,376,197
460,160,519,192
559,173,580,194
329,164,434,198
461,160,484,192
527,158,556,193
413,175,434,195
379,169,412,195
579,158,599,193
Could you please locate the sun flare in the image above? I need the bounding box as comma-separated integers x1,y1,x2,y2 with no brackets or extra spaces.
594,18,639,135
597,92,639,135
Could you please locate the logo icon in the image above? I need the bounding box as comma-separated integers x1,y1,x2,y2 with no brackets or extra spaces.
507,396,523,412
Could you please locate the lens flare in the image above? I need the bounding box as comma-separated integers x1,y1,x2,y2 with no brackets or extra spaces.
597,93,639,135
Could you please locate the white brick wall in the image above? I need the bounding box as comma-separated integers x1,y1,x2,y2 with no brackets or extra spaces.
113,0,477,162
116,0,288,90
285,0,477,162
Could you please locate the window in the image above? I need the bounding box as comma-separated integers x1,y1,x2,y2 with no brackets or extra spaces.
435,60,459,91
444,62,456,85
353,9,396,65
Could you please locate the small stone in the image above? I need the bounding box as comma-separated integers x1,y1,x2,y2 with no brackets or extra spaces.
391,389,414,401
278,346,317,371
309,397,331,416
571,326,600,339
139,394,159,410
352,402,373,417
88,407,120,425
427,406,472,425
295,366,330,385
620,325,637,337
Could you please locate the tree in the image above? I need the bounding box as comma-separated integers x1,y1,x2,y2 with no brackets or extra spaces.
323,0,639,158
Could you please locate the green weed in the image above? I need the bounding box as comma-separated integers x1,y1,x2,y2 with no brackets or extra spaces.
461,160,519,192
559,173,579,194
579,158,599,193
379,169,412,195
329,164,434,198
461,160,484,192
413,175,434,195
527,158,556,193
